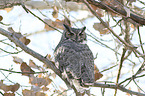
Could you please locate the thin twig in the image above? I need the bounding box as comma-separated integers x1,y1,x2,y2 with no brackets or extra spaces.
114,48,127,95
100,64,118,73
137,26,144,53
21,5,62,33
0,68,48,74
0,40,19,51
133,79,145,93
0,91,4,96
0,48,23,54
119,61,145,86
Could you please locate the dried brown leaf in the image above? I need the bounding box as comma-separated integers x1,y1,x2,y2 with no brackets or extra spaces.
20,62,35,76
0,81,20,93
35,92,46,96
4,93,15,96
44,18,71,31
94,64,99,71
29,76,52,87
131,24,135,29
38,74,42,78
4,8,13,13
10,83,20,92
19,37,30,45
22,89,35,96
52,11,58,18
94,71,103,81
0,15,3,21
52,19,64,30
8,27,30,45
42,86,49,91
29,59,38,69
96,8,104,17
12,56,23,64
24,91,45,96
44,19,54,31
46,54,52,60
93,23,109,35
51,73,56,79
52,6,59,18
94,65,103,81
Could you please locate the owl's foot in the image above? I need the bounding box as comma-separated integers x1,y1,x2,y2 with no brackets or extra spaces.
79,79,94,87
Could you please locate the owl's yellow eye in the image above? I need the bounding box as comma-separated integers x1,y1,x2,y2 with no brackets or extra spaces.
68,33,74,36
79,33,83,36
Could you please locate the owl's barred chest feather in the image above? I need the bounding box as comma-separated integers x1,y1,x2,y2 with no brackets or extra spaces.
54,40,94,82
55,40,94,62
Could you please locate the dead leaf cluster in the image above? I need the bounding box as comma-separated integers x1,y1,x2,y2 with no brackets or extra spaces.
8,27,30,45
0,81,20,96
52,6,59,18
44,18,71,31
10,56,56,95
20,62,35,76
94,65,103,81
22,89,45,96
93,22,109,35
29,76,52,87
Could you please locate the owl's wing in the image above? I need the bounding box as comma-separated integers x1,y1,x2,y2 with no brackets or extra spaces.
80,45,94,83
54,45,82,79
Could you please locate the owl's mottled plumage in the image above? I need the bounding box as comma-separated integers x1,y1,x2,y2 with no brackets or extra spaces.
54,24,94,87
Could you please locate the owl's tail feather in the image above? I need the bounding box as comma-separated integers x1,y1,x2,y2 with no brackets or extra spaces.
71,79,92,96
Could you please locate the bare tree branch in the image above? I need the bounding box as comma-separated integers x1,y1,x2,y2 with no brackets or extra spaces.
89,82,145,96
0,0,30,9
86,0,145,25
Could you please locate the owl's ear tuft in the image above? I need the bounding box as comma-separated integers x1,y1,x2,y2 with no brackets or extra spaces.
63,24,71,32
81,26,86,32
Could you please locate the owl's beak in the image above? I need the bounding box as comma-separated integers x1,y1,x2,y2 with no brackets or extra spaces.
76,36,78,42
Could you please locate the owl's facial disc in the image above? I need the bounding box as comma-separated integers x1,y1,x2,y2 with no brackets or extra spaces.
63,24,87,43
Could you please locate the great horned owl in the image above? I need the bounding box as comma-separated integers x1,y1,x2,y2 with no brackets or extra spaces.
54,24,94,89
